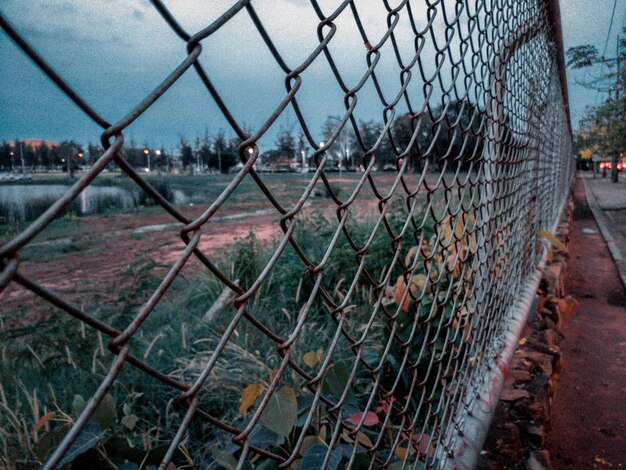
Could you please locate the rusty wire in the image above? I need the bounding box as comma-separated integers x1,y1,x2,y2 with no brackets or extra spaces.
0,0,573,468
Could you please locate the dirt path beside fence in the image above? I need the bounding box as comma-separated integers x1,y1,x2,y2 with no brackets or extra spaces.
546,177,626,468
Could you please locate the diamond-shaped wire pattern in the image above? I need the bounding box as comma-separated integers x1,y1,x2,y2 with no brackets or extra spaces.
0,0,573,468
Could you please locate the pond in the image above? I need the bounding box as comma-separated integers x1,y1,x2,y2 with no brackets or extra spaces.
0,184,188,223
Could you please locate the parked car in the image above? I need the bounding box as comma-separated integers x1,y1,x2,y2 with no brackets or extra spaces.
599,161,624,172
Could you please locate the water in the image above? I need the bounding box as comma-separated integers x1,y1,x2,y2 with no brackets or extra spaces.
0,184,188,223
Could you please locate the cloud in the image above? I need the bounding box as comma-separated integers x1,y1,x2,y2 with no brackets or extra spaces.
132,9,146,21
1,0,618,145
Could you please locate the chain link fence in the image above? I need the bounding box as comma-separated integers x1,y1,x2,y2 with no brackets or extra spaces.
0,0,573,468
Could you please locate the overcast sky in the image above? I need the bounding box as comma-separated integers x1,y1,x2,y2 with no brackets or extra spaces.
0,0,624,151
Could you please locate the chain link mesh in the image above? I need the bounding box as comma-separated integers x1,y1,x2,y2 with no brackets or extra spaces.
0,0,573,468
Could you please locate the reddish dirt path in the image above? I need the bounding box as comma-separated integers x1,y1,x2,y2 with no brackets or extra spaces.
546,178,626,468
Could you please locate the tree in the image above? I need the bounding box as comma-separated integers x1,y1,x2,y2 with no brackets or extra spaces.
199,130,212,171
121,140,146,169
87,143,104,167
179,138,194,173
295,130,308,169
320,116,355,169
36,143,51,171
54,140,84,178
392,113,427,171
0,141,12,172
355,119,394,168
268,127,296,166
392,100,483,173
567,30,625,182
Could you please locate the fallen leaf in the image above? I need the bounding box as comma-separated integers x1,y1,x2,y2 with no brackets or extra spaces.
303,352,319,368
594,455,613,467
33,411,55,436
394,446,409,460
557,296,580,318
341,428,374,449
239,383,264,416
404,246,417,266
299,435,324,456
539,230,568,254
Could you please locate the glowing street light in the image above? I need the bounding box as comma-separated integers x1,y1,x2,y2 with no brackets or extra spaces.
143,148,151,172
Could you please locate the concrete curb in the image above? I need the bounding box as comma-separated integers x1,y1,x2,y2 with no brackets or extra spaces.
581,176,626,290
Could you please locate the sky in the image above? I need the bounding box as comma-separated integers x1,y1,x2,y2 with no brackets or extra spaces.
0,0,624,152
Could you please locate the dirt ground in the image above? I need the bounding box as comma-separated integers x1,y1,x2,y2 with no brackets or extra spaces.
546,178,626,468
0,173,407,322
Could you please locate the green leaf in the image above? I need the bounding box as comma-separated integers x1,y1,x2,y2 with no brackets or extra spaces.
104,439,187,466
71,395,86,417
92,394,117,430
299,435,325,456
259,386,297,437
301,445,342,470
249,425,285,447
390,460,425,470
71,393,117,430
211,446,238,470
54,422,105,467
121,414,139,430
35,425,71,462
322,362,352,399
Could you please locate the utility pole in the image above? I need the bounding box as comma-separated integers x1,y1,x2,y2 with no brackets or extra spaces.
19,141,25,174
567,33,625,183
612,35,621,183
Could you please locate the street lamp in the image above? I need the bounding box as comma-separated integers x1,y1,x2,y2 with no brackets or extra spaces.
143,148,150,172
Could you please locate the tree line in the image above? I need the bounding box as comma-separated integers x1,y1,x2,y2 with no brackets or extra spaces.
1,99,485,175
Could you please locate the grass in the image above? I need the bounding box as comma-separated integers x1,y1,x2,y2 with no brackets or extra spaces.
0,172,480,469
0,204,398,466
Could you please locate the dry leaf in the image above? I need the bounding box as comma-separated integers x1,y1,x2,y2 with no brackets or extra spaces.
539,230,568,254
303,352,319,368
33,411,55,436
239,383,263,415
394,446,409,460
557,296,580,318
356,432,372,448
299,435,324,456
404,246,417,266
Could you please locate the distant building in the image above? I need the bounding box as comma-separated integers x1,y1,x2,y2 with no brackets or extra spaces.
9,139,61,149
